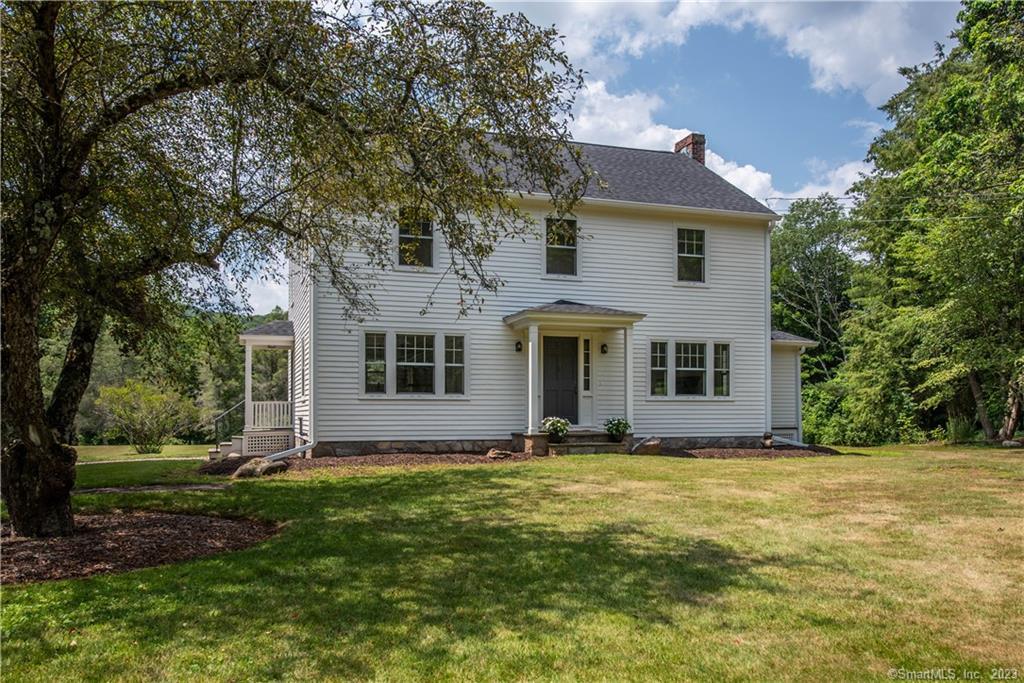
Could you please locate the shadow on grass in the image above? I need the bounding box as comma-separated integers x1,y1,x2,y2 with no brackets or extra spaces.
10,466,785,679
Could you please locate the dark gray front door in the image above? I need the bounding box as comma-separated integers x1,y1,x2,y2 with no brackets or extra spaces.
543,336,578,423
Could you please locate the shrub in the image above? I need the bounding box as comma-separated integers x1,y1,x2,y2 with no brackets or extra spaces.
603,417,631,441
541,416,570,443
945,415,977,444
96,380,200,453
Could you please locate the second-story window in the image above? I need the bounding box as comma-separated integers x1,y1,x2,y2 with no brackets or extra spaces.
677,228,705,282
545,218,577,276
398,209,433,268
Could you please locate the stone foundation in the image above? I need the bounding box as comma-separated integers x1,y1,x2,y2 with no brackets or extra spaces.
312,439,514,458
654,435,765,454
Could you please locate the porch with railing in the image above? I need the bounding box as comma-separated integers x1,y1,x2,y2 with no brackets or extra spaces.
251,400,293,429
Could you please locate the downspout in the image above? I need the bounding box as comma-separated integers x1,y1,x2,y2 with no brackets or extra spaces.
796,346,805,443
309,247,318,447
764,223,773,435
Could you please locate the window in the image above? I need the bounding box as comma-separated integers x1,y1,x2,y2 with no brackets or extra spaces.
677,228,705,282
398,209,433,268
444,335,465,395
545,218,577,276
650,341,668,396
582,338,591,392
713,343,730,397
364,333,386,394
396,334,435,393
300,338,307,396
674,342,706,395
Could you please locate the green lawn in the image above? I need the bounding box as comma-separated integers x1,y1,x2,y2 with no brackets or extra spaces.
74,460,215,489
4,446,1022,681
73,443,212,463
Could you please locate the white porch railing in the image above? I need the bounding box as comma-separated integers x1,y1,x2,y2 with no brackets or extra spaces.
251,401,293,429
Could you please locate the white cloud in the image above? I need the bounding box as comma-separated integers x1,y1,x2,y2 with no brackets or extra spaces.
572,80,866,208
501,1,959,107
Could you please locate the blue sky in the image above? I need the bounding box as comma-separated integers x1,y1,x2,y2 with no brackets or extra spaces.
246,0,962,311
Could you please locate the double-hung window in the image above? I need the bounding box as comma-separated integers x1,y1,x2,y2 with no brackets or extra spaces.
674,342,706,396
444,335,465,395
396,334,434,393
364,333,386,394
545,218,577,276
362,331,469,397
677,228,705,282
713,343,730,397
650,341,668,396
649,340,731,398
398,209,434,268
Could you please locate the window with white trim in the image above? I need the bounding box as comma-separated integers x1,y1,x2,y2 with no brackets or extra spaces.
713,343,730,397
674,342,706,396
677,228,705,282
444,335,465,395
398,209,433,268
396,334,434,393
545,217,577,276
650,341,668,396
364,332,386,394
582,338,592,392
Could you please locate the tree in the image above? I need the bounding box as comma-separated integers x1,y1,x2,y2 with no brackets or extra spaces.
1,1,588,535
96,381,199,454
846,0,1024,443
771,195,857,382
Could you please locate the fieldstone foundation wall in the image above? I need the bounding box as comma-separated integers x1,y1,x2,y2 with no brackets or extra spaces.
655,435,765,454
313,439,515,458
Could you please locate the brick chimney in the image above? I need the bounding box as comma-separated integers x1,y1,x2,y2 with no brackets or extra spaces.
674,133,706,165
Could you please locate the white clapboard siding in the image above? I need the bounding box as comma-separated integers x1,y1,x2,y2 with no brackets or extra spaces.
288,256,313,439
771,346,800,439
306,204,770,441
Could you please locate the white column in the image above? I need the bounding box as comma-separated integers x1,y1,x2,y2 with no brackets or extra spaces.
623,326,634,425
527,325,540,433
244,343,253,430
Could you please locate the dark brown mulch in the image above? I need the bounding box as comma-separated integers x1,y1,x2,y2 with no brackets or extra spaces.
287,451,533,472
672,445,841,459
1,511,277,585
197,455,260,476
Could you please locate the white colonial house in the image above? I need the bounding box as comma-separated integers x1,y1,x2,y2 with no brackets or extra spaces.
222,133,816,459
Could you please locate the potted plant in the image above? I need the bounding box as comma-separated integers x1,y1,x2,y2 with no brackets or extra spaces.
541,416,570,444
603,417,631,443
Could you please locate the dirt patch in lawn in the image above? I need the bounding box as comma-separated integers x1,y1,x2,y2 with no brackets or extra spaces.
287,452,534,472
677,445,841,459
1,511,277,584
197,456,261,476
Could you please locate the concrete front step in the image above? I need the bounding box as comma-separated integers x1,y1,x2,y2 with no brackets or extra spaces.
548,441,630,456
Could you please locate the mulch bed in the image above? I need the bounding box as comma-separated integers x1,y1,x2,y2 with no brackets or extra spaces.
287,451,533,471
673,445,841,459
1,511,277,585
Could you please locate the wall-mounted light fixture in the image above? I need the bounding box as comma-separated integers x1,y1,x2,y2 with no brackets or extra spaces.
600,343,609,354
515,341,523,353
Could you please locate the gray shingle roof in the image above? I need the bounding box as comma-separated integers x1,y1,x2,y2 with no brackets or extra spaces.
241,319,294,337
771,330,816,344
572,142,776,216
504,299,644,323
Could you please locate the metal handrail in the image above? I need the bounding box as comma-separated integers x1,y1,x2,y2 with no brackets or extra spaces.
213,401,246,445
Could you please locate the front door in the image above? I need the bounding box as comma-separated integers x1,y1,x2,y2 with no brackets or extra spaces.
543,336,578,423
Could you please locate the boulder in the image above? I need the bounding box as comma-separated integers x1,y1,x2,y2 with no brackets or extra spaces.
232,457,291,478
257,459,290,476
631,438,661,455
1001,440,1023,448
231,458,265,479
486,448,515,460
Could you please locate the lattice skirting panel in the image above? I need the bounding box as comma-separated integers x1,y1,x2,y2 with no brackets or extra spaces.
244,431,293,456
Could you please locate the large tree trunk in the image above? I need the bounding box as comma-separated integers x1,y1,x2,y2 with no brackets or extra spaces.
997,376,1022,442
967,370,997,441
46,308,105,444
1,276,76,537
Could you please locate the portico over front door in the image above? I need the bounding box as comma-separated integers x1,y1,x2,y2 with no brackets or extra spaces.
543,336,578,423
